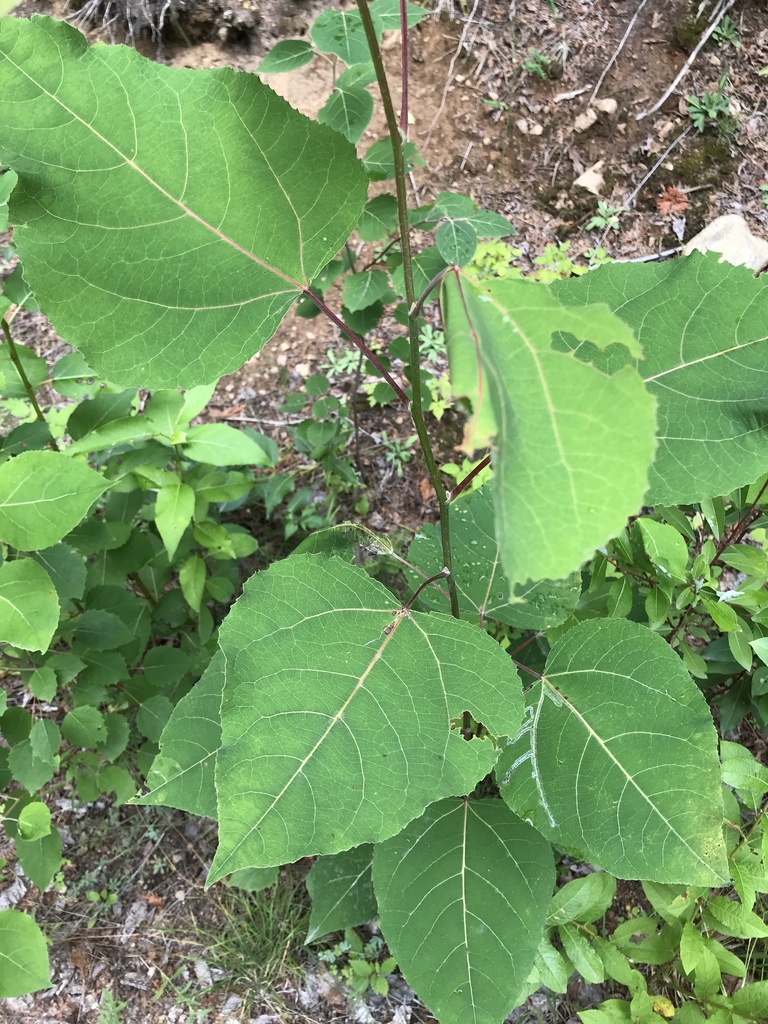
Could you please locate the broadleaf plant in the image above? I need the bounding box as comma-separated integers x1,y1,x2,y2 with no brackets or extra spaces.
2,5,768,1023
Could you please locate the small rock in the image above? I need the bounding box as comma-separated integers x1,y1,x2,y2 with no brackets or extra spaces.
573,160,605,196
515,117,529,134
528,122,544,136
683,214,768,273
594,97,618,115
573,108,598,133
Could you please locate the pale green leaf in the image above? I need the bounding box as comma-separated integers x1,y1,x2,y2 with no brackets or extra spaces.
306,844,376,943
0,16,367,389
637,519,688,582
182,424,272,467
32,543,87,605
0,451,107,551
579,1001,632,1024
16,828,62,891
155,481,194,561
407,484,581,629
0,909,51,997
498,619,728,885
373,799,554,1024
702,896,768,938
0,558,59,653
729,981,768,1019
18,801,51,841
552,253,768,504
442,272,656,588
136,694,174,743
27,667,57,702
138,651,223,818
257,39,314,74
179,555,206,613
311,8,383,65
208,555,522,881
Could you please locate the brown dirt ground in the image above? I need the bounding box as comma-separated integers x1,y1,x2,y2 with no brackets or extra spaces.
2,1,768,1022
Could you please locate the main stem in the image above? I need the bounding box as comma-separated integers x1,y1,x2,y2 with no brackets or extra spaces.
356,0,459,618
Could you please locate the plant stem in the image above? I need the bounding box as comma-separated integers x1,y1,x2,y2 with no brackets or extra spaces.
450,454,491,501
1,317,60,452
305,289,410,407
356,0,459,618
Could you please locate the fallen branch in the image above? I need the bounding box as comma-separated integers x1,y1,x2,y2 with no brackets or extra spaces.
589,0,651,106
635,0,737,121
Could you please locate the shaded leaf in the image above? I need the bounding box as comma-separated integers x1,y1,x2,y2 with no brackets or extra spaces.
257,39,314,74
373,798,554,1024
0,909,51,997
0,558,59,653
306,845,376,943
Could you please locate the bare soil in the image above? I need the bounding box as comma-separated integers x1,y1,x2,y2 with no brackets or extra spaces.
2,1,768,1022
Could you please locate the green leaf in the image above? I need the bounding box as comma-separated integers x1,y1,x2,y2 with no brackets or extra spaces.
311,8,382,65
318,83,374,145
18,801,51,841
306,845,376,943
342,270,392,313
181,424,272,467
179,555,206,614
552,253,768,504
547,872,616,926
136,694,174,743
364,138,423,181
469,208,516,238
62,706,107,748
32,543,87,606
71,609,133,652
702,896,768,938
442,272,656,589
498,619,729,885
435,191,477,219
8,737,58,792
138,651,223,818
27,667,57,702
729,981,768,1020
155,481,194,561
0,558,59,653
357,194,398,242
0,342,47,399
257,39,315,74
224,866,279,891
16,828,62,891
207,555,522,881
407,484,581,629
637,519,689,582
29,720,61,767
559,923,605,983
95,713,130,762
0,909,51,997
0,451,108,550
0,16,367,390
436,218,478,266
579,1001,632,1024
373,799,554,1024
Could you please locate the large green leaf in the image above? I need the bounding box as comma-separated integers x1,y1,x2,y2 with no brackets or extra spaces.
407,484,581,630
0,451,107,551
0,558,59,653
207,555,522,882
0,909,51,997
552,253,768,504
497,619,728,885
373,798,554,1024
138,652,223,819
442,272,656,589
306,844,377,943
0,16,367,389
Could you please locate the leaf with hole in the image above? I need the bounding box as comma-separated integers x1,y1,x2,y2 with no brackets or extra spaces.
207,554,523,881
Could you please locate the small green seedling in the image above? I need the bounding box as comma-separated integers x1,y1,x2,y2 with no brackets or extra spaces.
586,200,625,232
